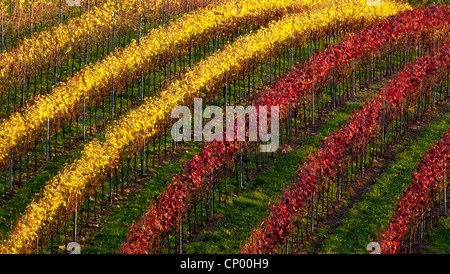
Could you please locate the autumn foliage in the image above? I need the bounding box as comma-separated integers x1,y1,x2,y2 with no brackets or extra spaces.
378,127,450,254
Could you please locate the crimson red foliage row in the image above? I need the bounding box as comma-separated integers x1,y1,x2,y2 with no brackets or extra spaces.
378,127,450,254
120,6,450,254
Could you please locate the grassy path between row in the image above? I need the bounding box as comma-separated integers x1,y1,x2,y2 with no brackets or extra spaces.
424,215,450,254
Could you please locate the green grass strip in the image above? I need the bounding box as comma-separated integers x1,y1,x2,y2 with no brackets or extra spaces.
424,215,450,254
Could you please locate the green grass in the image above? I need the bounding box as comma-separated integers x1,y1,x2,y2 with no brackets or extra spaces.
424,215,450,254
320,103,450,254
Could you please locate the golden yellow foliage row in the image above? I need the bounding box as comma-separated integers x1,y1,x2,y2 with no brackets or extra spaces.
0,0,410,254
